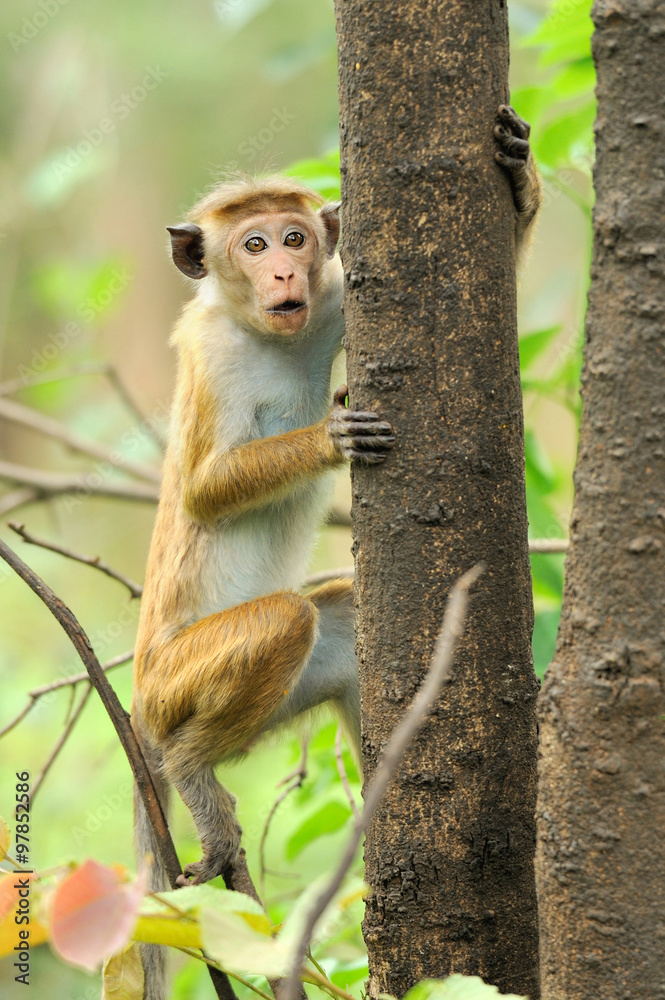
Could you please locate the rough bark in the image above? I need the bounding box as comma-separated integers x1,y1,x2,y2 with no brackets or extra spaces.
536,3,665,998
334,2,540,997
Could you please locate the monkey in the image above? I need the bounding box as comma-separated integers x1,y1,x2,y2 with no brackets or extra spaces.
131,104,539,1000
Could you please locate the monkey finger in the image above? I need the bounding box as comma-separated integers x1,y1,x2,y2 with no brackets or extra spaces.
497,104,531,140
346,434,396,450
495,150,528,174
339,409,381,422
336,420,394,436
494,127,530,161
348,449,388,464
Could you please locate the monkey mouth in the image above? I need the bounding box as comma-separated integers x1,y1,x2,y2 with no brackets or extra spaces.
267,299,307,316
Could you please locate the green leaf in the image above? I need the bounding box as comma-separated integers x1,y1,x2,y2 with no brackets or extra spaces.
329,961,369,990
508,86,549,132
526,0,593,66
550,58,596,100
284,150,340,200
24,148,112,209
286,801,352,860
519,325,562,372
533,607,561,678
533,103,596,170
525,429,556,494
30,256,132,322
403,975,527,1000
200,891,291,978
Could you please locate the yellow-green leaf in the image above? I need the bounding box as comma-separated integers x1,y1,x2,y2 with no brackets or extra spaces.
132,912,202,950
0,818,10,860
102,944,144,1000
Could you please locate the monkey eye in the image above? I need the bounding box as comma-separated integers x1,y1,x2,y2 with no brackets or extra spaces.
245,236,268,253
284,231,305,248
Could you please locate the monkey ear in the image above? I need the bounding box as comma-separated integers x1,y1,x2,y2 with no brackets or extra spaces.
318,202,341,258
166,223,207,279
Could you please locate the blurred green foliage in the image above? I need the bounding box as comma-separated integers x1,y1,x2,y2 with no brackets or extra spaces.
0,0,594,996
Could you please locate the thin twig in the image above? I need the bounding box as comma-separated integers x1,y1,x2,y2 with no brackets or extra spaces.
0,362,114,397
259,738,309,899
0,700,34,740
281,564,484,1000
8,521,143,598
30,649,134,697
305,567,354,587
305,539,567,592
528,538,569,553
0,650,133,740
29,684,92,804
0,362,165,448
0,460,159,503
0,397,161,483
0,540,233,1000
334,727,359,820
302,968,356,1000
176,948,274,1000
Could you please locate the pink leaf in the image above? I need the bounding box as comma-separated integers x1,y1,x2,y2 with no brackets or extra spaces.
51,860,145,972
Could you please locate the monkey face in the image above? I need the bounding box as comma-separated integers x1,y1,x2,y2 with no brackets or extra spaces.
168,182,341,339
226,211,320,336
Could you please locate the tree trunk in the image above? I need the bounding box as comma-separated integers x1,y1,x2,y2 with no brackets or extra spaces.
536,3,665,998
334,2,540,997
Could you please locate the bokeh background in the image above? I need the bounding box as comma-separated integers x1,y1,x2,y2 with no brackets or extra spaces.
0,1,593,996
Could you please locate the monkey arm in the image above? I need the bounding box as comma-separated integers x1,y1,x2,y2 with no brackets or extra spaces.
182,419,342,523
181,395,395,524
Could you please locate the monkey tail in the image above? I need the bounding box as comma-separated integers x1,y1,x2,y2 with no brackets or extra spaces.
134,750,170,1000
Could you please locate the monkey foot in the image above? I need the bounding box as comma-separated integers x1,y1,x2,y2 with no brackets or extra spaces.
176,831,241,887
176,852,233,887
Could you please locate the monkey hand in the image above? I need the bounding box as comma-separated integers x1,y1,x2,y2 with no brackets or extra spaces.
327,384,396,465
175,817,242,887
494,104,541,225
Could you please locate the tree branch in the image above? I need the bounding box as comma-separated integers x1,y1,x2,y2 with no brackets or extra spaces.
334,727,359,820
29,684,92,804
281,563,483,1000
30,650,134,697
8,520,143,598
0,488,40,518
0,460,159,503
258,738,309,899
0,396,161,483
0,361,165,448
0,540,234,1000
0,650,133,740
528,538,568,553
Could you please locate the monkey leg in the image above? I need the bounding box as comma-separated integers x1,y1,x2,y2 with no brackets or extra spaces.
150,591,319,885
262,578,360,758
